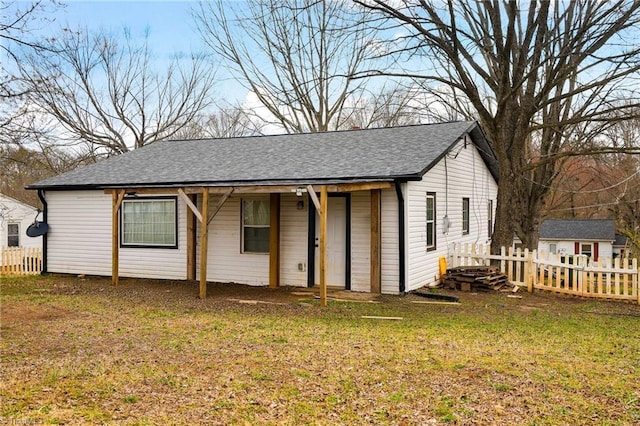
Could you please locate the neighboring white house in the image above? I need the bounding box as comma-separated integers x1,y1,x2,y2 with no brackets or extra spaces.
28,121,499,295
0,193,42,250
538,218,617,261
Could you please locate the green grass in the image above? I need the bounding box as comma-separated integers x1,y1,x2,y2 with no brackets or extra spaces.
1,274,639,424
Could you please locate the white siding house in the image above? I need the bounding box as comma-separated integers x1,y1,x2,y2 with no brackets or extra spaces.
0,193,42,249
538,219,616,261
404,137,498,291
29,121,499,296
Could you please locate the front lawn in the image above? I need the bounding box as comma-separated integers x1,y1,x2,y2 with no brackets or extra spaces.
1,275,639,425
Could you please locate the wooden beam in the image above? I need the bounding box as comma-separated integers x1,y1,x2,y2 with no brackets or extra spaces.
370,189,382,294
111,189,125,286
186,193,197,281
207,188,234,225
177,188,203,223
269,193,280,288
319,186,328,307
308,185,321,213
320,182,393,193
199,190,209,299
104,181,393,196
104,187,181,195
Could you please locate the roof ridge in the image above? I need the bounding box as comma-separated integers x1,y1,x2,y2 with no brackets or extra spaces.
162,120,477,143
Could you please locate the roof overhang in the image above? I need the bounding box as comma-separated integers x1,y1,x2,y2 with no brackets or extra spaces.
99,179,396,195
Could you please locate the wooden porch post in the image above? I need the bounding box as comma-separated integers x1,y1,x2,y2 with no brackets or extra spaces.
111,189,125,286
269,193,281,288
186,193,197,281
319,186,328,307
199,190,209,299
370,189,382,294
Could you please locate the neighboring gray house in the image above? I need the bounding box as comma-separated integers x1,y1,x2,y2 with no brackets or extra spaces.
538,218,617,260
28,121,499,296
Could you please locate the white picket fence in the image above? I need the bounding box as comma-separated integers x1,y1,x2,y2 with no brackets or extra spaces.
1,247,42,276
449,243,639,304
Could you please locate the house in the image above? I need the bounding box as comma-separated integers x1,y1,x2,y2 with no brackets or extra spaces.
28,121,499,298
538,218,617,260
0,193,42,249
613,234,629,259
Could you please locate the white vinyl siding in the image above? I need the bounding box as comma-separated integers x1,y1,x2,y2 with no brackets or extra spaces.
538,240,614,260
0,194,41,250
405,137,498,292
381,187,400,294
279,193,309,287
46,190,187,279
198,194,270,286
350,191,371,292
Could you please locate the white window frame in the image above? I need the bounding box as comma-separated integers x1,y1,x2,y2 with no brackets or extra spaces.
426,192,436,251
462,197,470,235
120,197,178,248
580,243,593,258
241,198,270,254
487,199,493,239
7,223,19,247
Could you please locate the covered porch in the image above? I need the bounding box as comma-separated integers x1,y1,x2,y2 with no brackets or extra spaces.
107,181,392,306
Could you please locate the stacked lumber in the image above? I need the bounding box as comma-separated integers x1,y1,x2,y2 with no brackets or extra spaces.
441,266,518,292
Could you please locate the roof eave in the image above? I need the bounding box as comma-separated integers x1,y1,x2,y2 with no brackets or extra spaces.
28,175,420,192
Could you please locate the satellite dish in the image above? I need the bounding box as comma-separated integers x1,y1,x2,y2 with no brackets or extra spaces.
26,221,48,237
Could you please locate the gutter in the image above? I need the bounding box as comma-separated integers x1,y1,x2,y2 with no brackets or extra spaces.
37,189,47,274
394,181,406,294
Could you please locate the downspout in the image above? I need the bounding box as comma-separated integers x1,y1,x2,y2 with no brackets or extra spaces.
37,189,47,274
394,181,406,294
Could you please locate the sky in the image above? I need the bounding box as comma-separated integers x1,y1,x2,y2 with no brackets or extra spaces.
20,0,247,103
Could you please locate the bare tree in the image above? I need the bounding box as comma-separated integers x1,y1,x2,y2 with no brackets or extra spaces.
336,84,420,130
194,0,384,133
355,1,640,251
18,27,216,156
0,143,90,207
173,106,265,139
1,1,61,139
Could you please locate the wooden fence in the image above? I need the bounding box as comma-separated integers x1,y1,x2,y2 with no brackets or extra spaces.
449,243,639,304
1,247,42,276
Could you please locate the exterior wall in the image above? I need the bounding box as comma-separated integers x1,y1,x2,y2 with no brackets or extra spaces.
197,194,269,285
0,194,42,249
196,189,400,293
350,191,371,292
538,240,614,260
279,193,310,287
46,190,187,279
380,187,400,294
405,137,498,291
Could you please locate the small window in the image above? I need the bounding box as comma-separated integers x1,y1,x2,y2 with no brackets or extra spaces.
462,198,470,235
487,199,493,238
121,197,177,248
426,193,436,251
549,243,557,254
7,223,19,247
581,243,592,258
242,198,270,253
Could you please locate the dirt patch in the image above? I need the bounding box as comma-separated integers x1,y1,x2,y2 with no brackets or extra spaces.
1,303,74,327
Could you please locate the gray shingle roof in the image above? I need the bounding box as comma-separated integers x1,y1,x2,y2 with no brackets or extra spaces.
29,121,498,190
539,219,616,241
614,234,628,247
